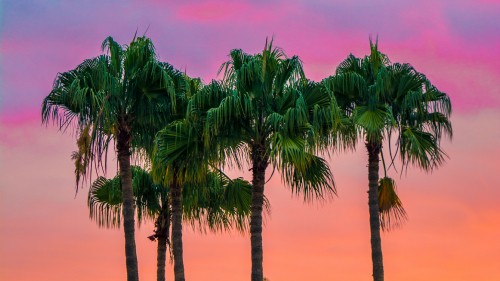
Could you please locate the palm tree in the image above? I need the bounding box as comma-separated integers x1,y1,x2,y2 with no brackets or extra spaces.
190,39,337,281
42,35,183,281
88,166,257,281
150,76,220,281
323,38,452,281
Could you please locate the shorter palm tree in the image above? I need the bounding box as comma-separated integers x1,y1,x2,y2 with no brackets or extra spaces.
88,166,261,281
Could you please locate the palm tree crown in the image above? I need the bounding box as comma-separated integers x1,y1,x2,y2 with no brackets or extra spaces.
325,39,452,169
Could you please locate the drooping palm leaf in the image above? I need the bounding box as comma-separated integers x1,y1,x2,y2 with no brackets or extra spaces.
378,177,407,231
87,166,163,228
88,166,257,234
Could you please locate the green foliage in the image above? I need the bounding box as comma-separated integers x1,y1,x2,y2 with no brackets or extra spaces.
324,39,452,172
324,38,452,227
88,166,256,233
182,175,261,233
193,38,338,201
42,35,186,189
88,176,123,228
88,166,162,228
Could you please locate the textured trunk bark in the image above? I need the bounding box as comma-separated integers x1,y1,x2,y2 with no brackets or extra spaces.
156,205,170,281
157,235,167,281
250,143,268,281
366,142,384,281
117,122,140,281
171,170,185,281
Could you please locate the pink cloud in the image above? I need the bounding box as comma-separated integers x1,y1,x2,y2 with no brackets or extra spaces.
175,2,251,23
2,0,499,124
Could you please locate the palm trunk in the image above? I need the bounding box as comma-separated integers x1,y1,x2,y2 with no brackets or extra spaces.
157,235,167,281
117,122,140,281
156,205,170,281
171,170,185,281
366,142,384,281
250,144,268,281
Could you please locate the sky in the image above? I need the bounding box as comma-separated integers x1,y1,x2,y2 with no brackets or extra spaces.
1,0,500,280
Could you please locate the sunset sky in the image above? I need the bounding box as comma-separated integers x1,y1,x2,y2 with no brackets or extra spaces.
1,1,500,280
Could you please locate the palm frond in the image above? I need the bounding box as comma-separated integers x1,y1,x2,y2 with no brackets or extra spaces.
269,130,336,201
87,166,162,228
181,172,256,233
72,125,93,189
88,176,123,228
352,104,393,143
378,177,407,231
400,126,447,172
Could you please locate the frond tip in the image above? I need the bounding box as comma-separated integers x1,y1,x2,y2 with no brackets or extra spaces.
378,177,407,231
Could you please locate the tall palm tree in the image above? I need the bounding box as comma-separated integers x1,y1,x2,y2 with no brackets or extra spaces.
87,166,257,281
187,39,337,281
323,39,452,281
42,35,183,281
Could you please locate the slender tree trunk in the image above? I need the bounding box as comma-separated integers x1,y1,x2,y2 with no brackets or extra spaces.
171,169,185,281
156,205,170,281
157,235,167,281
250,143,268,281
366,142,384,281
117,121,140,281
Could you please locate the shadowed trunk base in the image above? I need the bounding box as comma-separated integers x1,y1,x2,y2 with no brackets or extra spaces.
367,142,384,281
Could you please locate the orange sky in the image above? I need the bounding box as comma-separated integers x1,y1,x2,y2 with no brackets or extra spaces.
1,111,499,281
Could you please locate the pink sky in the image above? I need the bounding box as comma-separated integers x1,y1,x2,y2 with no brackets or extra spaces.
1,0,500,280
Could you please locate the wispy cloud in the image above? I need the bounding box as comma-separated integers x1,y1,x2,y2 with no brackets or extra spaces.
1,0,498,120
